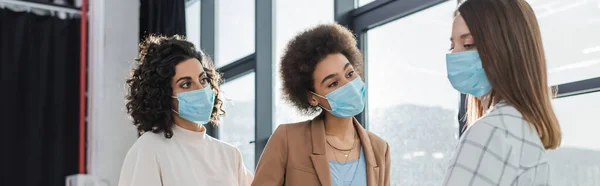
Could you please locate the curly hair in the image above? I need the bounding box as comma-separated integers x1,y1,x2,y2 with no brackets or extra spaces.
126,35,225,138
279,23,363,115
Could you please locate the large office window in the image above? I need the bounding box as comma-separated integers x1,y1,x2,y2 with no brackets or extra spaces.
185,0,201,48
357,0,375,7
365,1,459,185
274,0,334,127
219,73,256,172
216,0,255,67
530,0,600,85
548,92,600,185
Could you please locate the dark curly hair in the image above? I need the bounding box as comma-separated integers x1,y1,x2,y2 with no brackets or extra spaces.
279,23,363,115
126,35,225,138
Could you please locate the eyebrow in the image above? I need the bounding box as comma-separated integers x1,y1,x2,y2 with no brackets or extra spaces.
176,76,191,84
320,63,352,86
450,33,472,41
175,72,206,83
320,73,337,85
343,63,351,70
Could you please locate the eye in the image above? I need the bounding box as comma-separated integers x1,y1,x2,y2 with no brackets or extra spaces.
180,82,191,89
328,81,339,88
346,71,355,78
200,77,210,85
464,44,475,49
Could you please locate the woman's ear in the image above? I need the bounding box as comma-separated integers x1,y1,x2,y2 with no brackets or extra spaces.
171,97,179,112
307,92,319,107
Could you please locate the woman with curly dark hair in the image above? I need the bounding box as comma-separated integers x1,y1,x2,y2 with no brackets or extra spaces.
251,23,390,186
118,35,253,186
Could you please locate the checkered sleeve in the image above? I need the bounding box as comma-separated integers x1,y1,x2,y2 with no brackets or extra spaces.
443,123,515,186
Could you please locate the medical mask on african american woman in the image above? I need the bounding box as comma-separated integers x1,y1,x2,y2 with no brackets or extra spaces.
311,77,366,118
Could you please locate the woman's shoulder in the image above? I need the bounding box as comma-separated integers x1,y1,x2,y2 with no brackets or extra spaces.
365,131,389,150
139,130,170,142
464,103,541,145
205,135,243,154
129,131,169,151
472,103,528,135
474,104,544,147
121,131,169,162
275,119,313,133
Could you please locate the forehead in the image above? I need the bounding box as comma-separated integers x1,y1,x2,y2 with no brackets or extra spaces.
313,54,350,78
174,58,204,77
452,15,471,37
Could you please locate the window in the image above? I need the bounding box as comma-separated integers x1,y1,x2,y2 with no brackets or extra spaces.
216,0,255,67
365,1,459,185
219,73,256,172
357,0,375,7
274,0,334,127
185,0,201,48
547,92,600,185
529,0,600,85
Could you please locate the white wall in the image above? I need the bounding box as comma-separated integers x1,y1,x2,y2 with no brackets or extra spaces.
87,0,139,185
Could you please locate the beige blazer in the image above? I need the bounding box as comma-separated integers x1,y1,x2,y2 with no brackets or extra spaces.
252,115,390,186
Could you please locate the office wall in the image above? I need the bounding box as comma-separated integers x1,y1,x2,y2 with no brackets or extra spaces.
87,0,139,184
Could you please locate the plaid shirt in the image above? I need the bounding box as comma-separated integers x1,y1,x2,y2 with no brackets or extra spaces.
443,102,551,186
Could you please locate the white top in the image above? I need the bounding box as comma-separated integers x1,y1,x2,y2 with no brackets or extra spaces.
118,125,253,186
443,101,551,186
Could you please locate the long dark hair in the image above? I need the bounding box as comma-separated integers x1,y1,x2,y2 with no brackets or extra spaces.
458,0,561,149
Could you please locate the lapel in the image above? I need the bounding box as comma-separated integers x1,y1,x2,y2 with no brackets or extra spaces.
310,116,332,186
309,116,381,186
352,118,380,186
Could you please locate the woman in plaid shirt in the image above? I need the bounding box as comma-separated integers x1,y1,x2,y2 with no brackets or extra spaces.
443,0,562,185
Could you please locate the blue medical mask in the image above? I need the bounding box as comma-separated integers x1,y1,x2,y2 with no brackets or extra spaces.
446,50,492,97
172,85,215,124
312,77,366,118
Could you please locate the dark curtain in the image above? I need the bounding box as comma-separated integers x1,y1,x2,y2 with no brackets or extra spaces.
0,9,80,186
139,0,186,40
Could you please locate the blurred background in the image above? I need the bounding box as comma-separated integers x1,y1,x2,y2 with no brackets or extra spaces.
0,0,599,186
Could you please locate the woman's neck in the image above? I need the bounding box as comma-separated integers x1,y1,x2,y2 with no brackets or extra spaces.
173,116,205,132
479,93,497,111
323,112,356,140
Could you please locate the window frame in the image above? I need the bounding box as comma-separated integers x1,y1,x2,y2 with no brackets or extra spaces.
199,0,274,167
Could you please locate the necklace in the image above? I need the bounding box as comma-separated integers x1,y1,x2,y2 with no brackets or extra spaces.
327,138,357,153
326,132,357,163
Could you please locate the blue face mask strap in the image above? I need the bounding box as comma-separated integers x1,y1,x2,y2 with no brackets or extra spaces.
318,105,332,112
171,95,180,114
309,91,332,112
310,91,326,99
